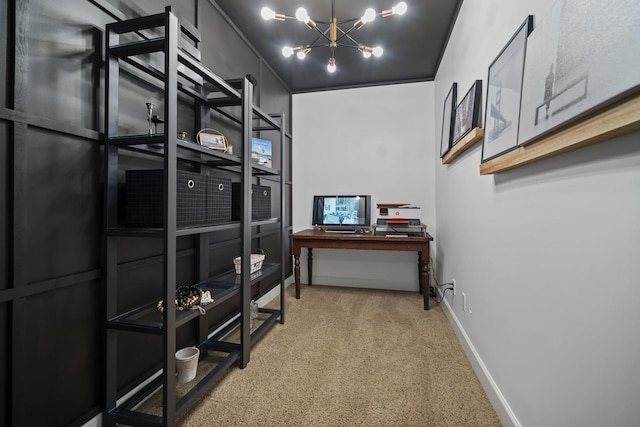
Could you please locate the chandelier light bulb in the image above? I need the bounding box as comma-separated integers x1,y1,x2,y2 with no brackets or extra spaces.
296,50,307,60
282,46,294,57
392,2,408,15
362,49,372,58
372,46,383,57
362,8,376,23
327,58,336,73
296,7,310,22
261,7,276,20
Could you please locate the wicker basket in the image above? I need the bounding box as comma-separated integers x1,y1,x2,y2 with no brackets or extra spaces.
234,250,265,274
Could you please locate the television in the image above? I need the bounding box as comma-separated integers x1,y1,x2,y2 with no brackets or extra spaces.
312,195,372,231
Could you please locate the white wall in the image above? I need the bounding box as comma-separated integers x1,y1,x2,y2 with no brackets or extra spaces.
292,82,435,291
435,1,640,426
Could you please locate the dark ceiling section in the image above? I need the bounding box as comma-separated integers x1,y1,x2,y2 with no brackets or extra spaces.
215,0,462,93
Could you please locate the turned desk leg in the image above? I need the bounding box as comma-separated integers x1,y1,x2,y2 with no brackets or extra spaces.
417,252,424,295
307,248,313,286
293,245,301,299
420,250,430,310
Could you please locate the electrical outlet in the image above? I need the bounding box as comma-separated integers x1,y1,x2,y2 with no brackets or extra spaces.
452,278,456,296
462,292,467,312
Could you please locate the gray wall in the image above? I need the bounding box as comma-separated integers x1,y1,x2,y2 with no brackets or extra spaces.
434,0,640,426
0,0,291,425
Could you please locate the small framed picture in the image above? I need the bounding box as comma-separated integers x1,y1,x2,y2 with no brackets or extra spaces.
440,82,457,158
196,129,228,151
452,80,482,146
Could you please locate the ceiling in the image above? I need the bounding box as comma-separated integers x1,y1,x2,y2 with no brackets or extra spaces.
215,0,463,93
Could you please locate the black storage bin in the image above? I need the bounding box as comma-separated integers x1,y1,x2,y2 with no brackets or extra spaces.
205,175,232,223
232,183,272,220
125,169,206,227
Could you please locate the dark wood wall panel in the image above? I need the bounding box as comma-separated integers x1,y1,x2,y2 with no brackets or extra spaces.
0,0,7,108
13,279,101,427
24,128,102,284
1,120,7,291
0,304,7,427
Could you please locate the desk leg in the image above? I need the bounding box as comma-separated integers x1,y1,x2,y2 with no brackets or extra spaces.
417,252,424,295
293,244,301,299
419,251,430,310
307,248,313,286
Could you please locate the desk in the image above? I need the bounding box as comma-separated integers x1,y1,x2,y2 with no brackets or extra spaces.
289,229,434,310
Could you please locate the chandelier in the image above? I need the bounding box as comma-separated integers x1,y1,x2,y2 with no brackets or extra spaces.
260,0,408,73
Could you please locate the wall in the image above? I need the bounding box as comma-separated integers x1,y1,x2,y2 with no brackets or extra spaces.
434,0,640,426
292,82,436,291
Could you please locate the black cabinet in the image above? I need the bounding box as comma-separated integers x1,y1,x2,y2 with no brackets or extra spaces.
103,7,286,426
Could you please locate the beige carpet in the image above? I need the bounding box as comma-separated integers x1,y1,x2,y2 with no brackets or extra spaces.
178,284,502,426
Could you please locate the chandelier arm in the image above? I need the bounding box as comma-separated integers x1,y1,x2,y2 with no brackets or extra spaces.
339,32,362,48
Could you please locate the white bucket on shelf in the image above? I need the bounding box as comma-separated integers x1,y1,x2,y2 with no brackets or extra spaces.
175,347,199,383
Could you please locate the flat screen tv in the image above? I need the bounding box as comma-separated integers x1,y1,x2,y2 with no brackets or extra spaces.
312,195,372,231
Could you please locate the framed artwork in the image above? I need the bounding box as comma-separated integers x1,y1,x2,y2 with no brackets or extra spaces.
440,82,457,158
517,0,640,146
197,128,228,151
481,16,533,162
452,80,482,146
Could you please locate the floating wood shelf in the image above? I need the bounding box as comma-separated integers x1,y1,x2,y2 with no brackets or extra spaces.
442,127,484,164
480,92,640,175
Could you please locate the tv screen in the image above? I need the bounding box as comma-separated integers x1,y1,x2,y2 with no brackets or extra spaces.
312,195,371,230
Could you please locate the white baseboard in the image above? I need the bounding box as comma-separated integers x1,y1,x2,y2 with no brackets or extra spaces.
438,291,521,427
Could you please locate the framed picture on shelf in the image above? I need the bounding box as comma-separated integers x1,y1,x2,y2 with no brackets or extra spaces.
440,83,457,158
517,0,640,146
481,16,533,162
197,128,228,151
452,80,482,146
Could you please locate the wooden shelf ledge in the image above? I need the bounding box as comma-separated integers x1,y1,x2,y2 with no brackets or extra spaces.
442,127,484,164
480,92,640,174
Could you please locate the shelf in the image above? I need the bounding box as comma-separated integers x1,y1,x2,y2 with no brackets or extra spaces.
108,37,164,57
209,262,281,286
109,348,240,426
480,92,640,174
107,281,241,333
107,221,241,237
442,127,484,164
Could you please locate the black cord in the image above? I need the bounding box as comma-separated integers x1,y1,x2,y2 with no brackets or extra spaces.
434,286,453,303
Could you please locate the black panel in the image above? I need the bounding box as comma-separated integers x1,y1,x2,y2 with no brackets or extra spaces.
0,303,8,427
24,128,102,285
13,280,101,427
25,0,110,131
199,4,261,82
0,0,7,108
259,64,291,129
0,120,7,291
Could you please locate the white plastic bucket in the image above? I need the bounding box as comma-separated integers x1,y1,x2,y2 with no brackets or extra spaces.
175,347,199,383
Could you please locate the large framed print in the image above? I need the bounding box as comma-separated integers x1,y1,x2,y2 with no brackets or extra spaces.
517,0,640,146
481,16,533,162
440,83,457,158
452,80,482,146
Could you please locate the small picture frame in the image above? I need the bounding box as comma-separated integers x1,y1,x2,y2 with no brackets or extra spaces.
440,82,457,158
196,128,228,151
452,80,482,146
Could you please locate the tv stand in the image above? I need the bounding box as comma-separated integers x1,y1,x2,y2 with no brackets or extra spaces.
289,229,434,310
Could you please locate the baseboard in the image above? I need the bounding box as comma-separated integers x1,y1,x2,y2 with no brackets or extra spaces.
438,290,521,427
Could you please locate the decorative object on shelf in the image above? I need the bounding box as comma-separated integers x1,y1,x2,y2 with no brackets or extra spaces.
481,16,533,163
260,0,407,73
440,82,457,158
452,80,482,146
196,128,229,151
145,102,164,134
145,102,154,135
178,131,188,140
250,299,259,328
234,250,265,275
517,0,640,147
156,285,213,315
175,347,199,383
251,137,272,168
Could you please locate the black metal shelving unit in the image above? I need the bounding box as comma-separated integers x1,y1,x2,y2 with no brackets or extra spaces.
103,7,286,426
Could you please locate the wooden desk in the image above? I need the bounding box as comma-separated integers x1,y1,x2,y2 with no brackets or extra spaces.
289,229,434,310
